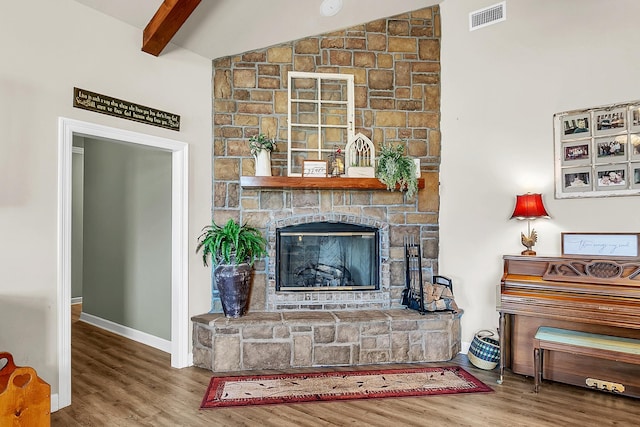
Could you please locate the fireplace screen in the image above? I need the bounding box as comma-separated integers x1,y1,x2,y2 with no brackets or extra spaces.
276,222,379,291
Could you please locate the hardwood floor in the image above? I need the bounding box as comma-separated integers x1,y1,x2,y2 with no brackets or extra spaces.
52,306,640,426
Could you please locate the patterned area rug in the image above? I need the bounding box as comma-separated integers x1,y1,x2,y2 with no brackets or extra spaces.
200,366,492,408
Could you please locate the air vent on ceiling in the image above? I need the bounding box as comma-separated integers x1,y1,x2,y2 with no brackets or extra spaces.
469,1,506,31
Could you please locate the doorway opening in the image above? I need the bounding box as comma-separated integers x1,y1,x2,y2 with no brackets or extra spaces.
57,118,189,410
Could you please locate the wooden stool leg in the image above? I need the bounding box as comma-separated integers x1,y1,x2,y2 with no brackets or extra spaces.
534,347,541,392
498,312,506,385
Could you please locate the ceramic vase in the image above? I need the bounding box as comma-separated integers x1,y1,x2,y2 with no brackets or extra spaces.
213,262,252,318
254,150,272,176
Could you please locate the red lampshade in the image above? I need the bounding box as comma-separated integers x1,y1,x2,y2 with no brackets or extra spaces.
510,193,550,220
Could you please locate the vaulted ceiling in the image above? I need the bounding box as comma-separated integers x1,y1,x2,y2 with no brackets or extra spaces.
73,0,439,60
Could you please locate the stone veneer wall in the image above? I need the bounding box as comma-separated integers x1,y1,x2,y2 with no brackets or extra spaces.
212,6,441,312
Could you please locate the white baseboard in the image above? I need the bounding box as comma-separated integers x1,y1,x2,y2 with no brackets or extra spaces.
51,393,59,413
460,341,470,354
79,312,171,353
71,297,82,305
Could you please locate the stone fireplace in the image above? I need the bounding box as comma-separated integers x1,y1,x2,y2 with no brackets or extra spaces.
192,213,462,372
191,206,464,372
207,6,443,310
190,5,460,372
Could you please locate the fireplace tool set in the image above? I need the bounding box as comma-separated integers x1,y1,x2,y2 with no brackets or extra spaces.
402,235,455,313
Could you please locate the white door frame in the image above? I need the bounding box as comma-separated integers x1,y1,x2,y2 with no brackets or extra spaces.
57,117,190,410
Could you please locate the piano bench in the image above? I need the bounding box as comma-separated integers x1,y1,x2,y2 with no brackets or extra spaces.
533,327,640,393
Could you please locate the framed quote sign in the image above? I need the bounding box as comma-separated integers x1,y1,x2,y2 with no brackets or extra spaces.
561,233,640,258
302,160,328,177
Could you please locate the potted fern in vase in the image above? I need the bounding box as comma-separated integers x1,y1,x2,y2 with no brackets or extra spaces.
196,219,267,318
376,142,419,198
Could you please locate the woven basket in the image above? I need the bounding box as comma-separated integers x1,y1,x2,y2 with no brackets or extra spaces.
467,330,500,370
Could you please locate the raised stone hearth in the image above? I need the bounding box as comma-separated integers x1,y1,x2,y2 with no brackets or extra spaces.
192,309,462,372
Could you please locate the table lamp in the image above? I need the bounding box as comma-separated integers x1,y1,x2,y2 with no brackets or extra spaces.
510,193,550,256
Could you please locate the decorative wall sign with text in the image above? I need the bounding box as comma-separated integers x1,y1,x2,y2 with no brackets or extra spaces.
73,87,180,131
561,232,639,258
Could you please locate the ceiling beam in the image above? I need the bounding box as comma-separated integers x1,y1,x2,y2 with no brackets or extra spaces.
142,0,201,56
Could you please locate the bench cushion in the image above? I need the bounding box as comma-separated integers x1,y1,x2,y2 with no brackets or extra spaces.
535,327,640,355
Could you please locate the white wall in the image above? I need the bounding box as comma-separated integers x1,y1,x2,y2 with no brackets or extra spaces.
0,0,212,397
440,0,640,345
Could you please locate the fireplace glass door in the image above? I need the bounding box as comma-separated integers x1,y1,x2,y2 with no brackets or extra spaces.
276,222,379,291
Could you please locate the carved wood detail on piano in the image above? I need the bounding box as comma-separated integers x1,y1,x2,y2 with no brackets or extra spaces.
542,259,640,286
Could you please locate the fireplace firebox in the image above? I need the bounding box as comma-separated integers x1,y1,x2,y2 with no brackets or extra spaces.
276,222,379,292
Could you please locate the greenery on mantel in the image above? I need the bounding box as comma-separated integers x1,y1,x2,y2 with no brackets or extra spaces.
248,133,276,157
375,142,418,198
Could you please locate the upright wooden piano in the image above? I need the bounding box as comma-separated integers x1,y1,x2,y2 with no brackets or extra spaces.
498,255,640,397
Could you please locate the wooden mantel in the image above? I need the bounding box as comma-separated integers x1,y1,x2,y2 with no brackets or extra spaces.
240,176,425,191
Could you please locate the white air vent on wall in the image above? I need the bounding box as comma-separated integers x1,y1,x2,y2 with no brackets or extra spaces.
469,1,506,31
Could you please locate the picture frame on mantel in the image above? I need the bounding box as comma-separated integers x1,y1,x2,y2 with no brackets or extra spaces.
302,160,328,177
561,232,640,258
554,100,640,198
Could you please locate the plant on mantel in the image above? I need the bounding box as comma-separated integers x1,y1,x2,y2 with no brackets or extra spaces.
248,133,276,157
249,133,276,177
375,142,418,198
